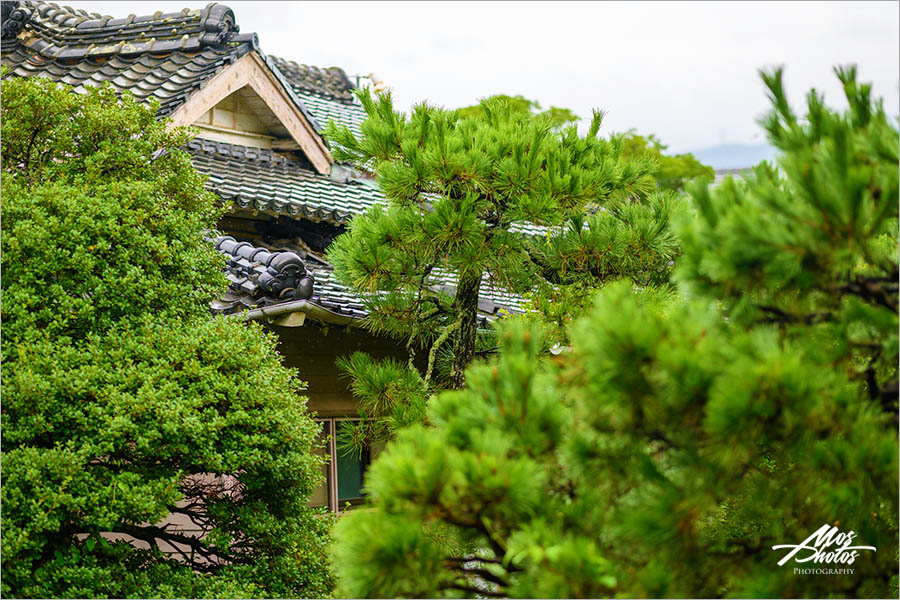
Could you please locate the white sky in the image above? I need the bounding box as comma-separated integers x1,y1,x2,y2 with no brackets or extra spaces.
65,1,899,153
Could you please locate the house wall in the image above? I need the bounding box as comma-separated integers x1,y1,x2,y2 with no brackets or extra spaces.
269,321,418,512
267,322,413,416
194,86,292,149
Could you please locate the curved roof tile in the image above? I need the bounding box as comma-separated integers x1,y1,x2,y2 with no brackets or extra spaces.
268,55,356,103
211,236,527,325
1,1,255,116
187,138,386,225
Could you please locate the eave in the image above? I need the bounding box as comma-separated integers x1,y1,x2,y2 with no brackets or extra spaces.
240,298,362,328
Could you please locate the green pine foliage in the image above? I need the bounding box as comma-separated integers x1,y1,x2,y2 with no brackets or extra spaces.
678,66,898,404
523,190,683,347
334,352,430,458
324,90,669,394
329,67,898,598
456,94,580,129
1,76,333,598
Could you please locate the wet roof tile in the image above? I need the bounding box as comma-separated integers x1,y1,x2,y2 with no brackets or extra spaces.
211,235,527,325
1,1,253,116
2,2,369,134
187,138,387,225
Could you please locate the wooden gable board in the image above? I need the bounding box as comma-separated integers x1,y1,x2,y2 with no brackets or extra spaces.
167,51,333,175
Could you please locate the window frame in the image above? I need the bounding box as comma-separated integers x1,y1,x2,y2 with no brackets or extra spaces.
313,417,370,513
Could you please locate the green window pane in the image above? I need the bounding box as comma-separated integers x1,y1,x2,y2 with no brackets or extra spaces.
336,447,369,501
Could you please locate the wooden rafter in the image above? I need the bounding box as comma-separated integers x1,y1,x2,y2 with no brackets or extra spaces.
167,52,333,175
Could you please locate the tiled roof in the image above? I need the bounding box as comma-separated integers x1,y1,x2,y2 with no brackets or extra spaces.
0,1,367,136
293,90,366,138
211,236,527,325
188,139,554,238
428,269,529,317
269,56,355,102
188,138,385,224
1,0,256,117
2,1,537,328
211,235,369,321
269,56,367,137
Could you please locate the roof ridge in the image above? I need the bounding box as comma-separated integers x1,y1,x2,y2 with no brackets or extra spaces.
270,55,347,73
186,138,319,171
268,53,357,103
2,0,259,58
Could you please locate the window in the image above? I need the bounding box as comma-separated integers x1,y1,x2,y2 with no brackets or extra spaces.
309,418,372,513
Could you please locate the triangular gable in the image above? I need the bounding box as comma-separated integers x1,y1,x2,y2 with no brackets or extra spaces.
167,51,333,175
193,86,298,150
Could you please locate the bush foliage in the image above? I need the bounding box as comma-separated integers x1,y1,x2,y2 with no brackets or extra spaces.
1,76,333,598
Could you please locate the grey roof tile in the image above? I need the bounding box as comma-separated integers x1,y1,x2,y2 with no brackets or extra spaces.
187,138,387,225
2,1,253,117
210,235,527,325
268,55,355,102
2,2,369,143
294,90,367,137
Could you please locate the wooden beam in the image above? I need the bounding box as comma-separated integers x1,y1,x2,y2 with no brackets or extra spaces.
194,123,277,149
167,58,252,130
167,52,333,175
271,139,301,151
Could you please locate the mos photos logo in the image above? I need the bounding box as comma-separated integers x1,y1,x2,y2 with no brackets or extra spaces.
772,524,876,575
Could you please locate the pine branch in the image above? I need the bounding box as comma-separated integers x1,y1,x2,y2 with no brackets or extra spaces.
829,270,899,314
757,305,834,325
426,317,460,384
434,502,510,562
445,555,517,569
441,559,510,587
438,582,506,598
474,346,500,358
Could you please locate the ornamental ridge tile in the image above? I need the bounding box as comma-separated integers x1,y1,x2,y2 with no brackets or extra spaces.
211,236,527,325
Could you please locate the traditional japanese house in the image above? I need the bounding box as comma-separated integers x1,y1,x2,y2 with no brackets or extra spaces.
1,0,526,513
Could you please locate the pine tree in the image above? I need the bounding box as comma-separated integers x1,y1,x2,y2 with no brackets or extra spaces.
1,76,334,598
325,92,658,389
329,67,898,598
325,93,681,455
456,94,580,129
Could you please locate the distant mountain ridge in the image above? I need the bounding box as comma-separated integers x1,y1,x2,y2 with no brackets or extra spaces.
687,142,777,170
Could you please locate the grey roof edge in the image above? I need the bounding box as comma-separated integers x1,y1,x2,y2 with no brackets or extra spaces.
2,2,328,136
240,298,362,328
225,194,356,225
214,234,527,329
5,0,255,56
267,54,357,104
4,1,342,146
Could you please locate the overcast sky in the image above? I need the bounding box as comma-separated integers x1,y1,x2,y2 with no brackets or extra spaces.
65,1,899,153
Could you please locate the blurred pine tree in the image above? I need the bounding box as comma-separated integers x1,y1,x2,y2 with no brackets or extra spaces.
330,66,899,599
